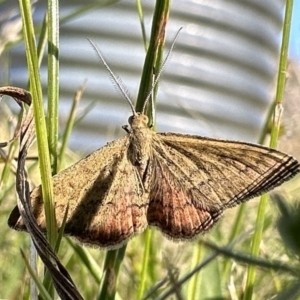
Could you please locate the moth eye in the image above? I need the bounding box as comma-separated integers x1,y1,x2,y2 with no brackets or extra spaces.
128,115,134,124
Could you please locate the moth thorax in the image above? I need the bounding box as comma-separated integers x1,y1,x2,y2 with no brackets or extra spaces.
129,130,152,166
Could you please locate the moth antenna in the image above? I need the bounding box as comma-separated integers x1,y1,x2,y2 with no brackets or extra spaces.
142,27,183,114
87,38,136,115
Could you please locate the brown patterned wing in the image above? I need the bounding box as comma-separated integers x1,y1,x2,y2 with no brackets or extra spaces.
147,154,223,239
8,137,148,248
147,133,300,240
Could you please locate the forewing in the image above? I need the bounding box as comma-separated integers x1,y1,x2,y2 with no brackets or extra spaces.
8,137,148,248
147,133,299,240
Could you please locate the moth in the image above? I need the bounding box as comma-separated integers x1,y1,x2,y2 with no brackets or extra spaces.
8,40,300,249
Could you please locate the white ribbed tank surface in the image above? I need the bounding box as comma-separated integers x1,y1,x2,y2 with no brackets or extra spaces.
4,0,285,153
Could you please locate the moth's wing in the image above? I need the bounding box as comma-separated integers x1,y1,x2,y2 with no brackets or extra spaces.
8,137,148,248
147,133,300,240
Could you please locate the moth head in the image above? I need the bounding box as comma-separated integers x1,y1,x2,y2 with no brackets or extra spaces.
128,113,149,129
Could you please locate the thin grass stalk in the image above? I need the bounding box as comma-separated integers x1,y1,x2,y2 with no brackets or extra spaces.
222,28,284,286
0,91,28,198
187,244,203,300
37,13,48,67
42,0,60,295
243,1,294,299
97,249,119,300
18,1,57,297
136,0,170,117
97,1,171,298
135,0,148,51
20,249,53,300
97,247,127,300
0,96,27,202
60,0,119,25
47,0,59,174
66,238,102,284
0,140,18,203
136,1,171,297
137,228,152,299
29,239,38,300
58,81,86,171
18,0,57,247
222,202,246,283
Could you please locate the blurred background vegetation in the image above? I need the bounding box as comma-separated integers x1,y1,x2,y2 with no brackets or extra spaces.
0,0,300,299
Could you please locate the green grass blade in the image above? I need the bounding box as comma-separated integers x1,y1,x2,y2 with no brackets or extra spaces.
20,249,53,300
60,0,120,25
187,244,203,300
18,1,57,296
0,140,18,204
18,0,57,246
135,0,148,51
58,81,86,171
137,228,152,299
97,246,127,300
47,0,59,174
98,2,171,299
37,13,48,67
136,1,171,297
136,0,170,119
66,238,102,284
243,1,294,299
42,1,60,295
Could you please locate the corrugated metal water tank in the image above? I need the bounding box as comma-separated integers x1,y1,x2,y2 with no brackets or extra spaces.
4,0,285,154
